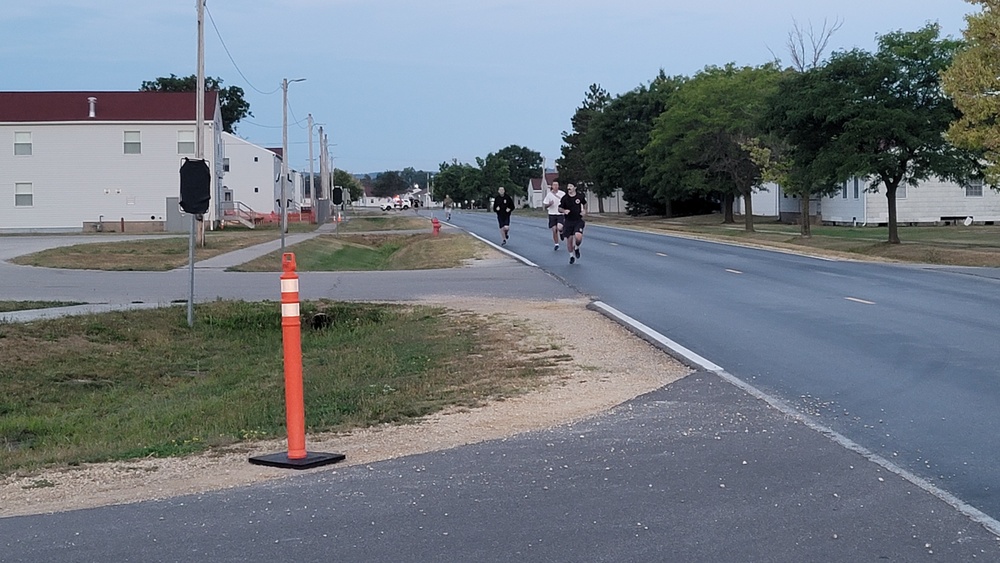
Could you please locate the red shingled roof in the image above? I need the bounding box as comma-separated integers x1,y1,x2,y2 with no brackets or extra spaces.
0,91,219,122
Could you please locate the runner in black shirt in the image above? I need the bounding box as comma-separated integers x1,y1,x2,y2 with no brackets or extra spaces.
493,186,514,246
558,183,587,264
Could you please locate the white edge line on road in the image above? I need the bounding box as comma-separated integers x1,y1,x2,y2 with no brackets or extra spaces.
467,231,538,268
589,299,1000,538
845,296,876,305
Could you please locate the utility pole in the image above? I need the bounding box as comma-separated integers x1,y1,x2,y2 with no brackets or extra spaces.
187,0,206,328
320,129,330,213
280,78,305,253
307,113,315,202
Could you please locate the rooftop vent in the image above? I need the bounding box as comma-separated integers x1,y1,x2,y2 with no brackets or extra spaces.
87,97,97,118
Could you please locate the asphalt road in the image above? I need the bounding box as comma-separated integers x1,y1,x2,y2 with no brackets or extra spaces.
449,209,1000,524
4,219,1000,561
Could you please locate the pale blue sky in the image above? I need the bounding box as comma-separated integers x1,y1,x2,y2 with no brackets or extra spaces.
0,0,972,175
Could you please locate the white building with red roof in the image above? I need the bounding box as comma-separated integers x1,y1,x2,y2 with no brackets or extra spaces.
0,90,225,233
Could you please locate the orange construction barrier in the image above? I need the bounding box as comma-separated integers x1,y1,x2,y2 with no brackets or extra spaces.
248,253,345,469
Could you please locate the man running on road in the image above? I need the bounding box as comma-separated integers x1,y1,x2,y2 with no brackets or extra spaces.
559,183,587,264
542,181,566,250
493,186,515,246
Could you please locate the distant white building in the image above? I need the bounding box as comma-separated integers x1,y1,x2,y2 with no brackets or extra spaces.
0,90,224,233
220,132,280,221
734,177,1000,226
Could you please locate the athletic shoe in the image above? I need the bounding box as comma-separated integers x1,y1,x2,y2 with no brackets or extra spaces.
574,248,581,259
569,256,575,264
554,244,559,251
501,239,506,246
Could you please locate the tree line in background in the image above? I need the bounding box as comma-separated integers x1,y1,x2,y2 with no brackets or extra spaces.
555,1,1000,244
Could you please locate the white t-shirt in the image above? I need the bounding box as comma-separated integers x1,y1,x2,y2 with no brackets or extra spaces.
542,189,566,216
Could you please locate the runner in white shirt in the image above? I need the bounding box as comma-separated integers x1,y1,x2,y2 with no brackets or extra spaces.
542,181,566,251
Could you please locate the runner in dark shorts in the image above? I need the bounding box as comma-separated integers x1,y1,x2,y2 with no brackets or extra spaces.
493,186,515,246
558,184,587,264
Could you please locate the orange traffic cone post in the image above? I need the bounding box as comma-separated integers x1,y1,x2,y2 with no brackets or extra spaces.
249,253,346,470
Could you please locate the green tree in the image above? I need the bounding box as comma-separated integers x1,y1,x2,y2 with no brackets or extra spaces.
557,84,610,187
585,73,681,215
644,64,780,230
814,24,977,243
434,161,484,208
471,153,513,207
759,68,845,237
333,168,363,202
140,74,251,133
941,0,1000,184
372,170,408,198
496,145,543,193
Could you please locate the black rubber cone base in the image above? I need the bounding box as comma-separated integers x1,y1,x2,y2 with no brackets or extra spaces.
248,451,346,470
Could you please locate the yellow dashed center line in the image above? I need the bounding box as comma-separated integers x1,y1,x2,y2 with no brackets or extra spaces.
845,296,876,305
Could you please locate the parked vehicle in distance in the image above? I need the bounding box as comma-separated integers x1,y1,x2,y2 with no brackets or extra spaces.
380,197,411,211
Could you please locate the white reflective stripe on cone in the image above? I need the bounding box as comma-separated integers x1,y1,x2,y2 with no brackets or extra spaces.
281,279,299,293
281,303,300,318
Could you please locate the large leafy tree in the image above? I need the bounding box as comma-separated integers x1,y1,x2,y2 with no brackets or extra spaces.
140,74,251,133
495,145,542,192
557,84,610,187
372,170,408,197
434,161,487,208
757,19,844,237
815,24,977,243
644,64,780,230
585,72,681,215
941,0,1000,184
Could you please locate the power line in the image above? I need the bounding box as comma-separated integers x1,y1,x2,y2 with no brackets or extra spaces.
204,3,280,96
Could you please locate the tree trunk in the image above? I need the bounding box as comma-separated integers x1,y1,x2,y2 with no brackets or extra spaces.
742,191,755,233
663,199,673,218
723,193,735,223
886,185,900,244
800,193,812,237
597,196,605,214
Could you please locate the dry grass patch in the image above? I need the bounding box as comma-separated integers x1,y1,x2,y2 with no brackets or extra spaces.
9,230,284,271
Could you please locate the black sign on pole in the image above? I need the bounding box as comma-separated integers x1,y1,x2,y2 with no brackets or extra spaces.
179,158,211,215
332,186,343,206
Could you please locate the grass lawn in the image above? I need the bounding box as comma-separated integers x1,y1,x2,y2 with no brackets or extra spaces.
0,300,568,475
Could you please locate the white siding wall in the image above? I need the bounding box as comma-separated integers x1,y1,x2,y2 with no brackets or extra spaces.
1,120,220,232
221,133,278,214
734,182,780,216
821,177,1000,225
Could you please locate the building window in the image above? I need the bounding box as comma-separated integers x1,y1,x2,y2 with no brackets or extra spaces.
853,178,860,199
177,130,195,154
254,187,259,193
897,184,907,199
223,157,231,172
15,182,32,207
253,156,259,162
14,132,31,155
966,178,984,197
842,181,848,198
124,131,141,154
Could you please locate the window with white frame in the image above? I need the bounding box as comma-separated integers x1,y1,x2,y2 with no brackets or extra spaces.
896,184,907,198
15,182,32,207
177,130,195,154
841,181,848,198
223,157,230,172
853,178,860,199
123,131,141,154
966,178,984,197
14,132,31,155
